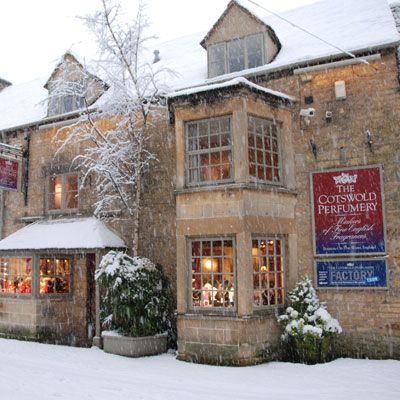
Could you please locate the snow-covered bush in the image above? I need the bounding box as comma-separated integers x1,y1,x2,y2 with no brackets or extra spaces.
96,251,174,338
277,277,342,363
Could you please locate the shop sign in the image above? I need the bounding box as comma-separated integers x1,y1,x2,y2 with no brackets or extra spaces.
311,166,385,256
0,156,20,191
316,259,388,288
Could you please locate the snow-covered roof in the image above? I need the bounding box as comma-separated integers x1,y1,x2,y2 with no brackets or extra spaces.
0,217,126,251
167,77,296,102
0,0,399,131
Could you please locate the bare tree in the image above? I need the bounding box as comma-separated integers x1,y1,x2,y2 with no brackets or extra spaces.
54,0,168,256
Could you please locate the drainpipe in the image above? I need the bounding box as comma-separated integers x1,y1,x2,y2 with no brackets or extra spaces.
92,250,103,348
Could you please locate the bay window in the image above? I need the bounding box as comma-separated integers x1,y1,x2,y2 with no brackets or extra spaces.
190,238,235,309
252,237,284,307
248,116,281,183
186,117,232,186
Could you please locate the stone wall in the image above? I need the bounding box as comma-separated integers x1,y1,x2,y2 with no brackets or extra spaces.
261,50,400,358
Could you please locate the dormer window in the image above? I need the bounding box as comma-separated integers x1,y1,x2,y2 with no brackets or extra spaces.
208,33,264,78
48,93,85,116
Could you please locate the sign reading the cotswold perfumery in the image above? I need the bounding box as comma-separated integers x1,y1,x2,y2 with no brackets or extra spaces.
311,166,385,255
0,156,19,191
316,259,387,288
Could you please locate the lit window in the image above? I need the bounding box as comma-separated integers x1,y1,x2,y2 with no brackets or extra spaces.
49,173,78,211
0,258,32,294
208,33,264,78
190,238,235,309
252,238,284,307
39,257,71,294
186,117,232,186
248,116,281,183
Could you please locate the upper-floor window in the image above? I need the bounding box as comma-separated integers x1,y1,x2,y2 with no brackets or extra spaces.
248,116,281,183
48,173,78,211
208,33,264,78
48,94,85,116
186,117,233,186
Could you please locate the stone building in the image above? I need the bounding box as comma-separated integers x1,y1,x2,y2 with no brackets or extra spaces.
0,0,399,364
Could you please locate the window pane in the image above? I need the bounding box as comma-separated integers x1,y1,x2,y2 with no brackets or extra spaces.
40,258,71,294
246,34,263,68
228,38,245,72
49,176,62,209
186,118,232,185
65,174,78,209
253,238,284,307
209,43,226,77
191,238,234,309
248,117,280,183
0,258,32,294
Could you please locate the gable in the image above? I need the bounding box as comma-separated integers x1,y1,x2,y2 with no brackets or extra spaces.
201,1,280,66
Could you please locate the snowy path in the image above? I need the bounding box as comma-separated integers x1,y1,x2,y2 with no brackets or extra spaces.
0,338,399,400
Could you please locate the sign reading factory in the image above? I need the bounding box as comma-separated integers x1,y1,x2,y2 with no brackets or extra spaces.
311,166,385,256
316,259,388,289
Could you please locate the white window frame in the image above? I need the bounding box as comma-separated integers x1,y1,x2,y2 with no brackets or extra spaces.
47,172,79,213
208,33,265,78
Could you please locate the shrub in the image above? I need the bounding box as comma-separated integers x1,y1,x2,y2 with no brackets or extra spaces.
96,251,174,339
277,277,342,364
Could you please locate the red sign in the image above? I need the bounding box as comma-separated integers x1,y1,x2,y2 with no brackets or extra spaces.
0,157,19,191
311,166,385,255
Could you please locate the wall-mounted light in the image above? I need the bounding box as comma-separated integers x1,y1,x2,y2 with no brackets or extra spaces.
325,111,333,123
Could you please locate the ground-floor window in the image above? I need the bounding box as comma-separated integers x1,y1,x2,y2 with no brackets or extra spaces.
0,258,32,294
252,238,284,307
39,257,71,294
190,238,235,309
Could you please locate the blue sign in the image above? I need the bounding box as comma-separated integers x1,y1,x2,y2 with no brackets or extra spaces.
316,259,387,288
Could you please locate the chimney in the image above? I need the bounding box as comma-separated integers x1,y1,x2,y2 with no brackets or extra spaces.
153,50,161,64
0,78,12,92
391,2,400,32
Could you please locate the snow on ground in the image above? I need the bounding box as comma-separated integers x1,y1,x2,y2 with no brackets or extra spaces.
0,339,399,400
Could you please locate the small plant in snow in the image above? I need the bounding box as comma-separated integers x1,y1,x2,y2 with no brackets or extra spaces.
277,277,342,363
96,251,174,338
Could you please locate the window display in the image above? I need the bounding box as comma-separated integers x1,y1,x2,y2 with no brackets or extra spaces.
40,257,70,294
0,258,32,294
252,238,284,307
190,238,235,308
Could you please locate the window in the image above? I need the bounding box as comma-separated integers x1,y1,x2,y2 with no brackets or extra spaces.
48,173,78,211
39,257,71,294
248,116,281,183
48,95,85,116
186,117,232,186
0,258,32,294
252,238,284,307
208,33,264,78
190,238,235,309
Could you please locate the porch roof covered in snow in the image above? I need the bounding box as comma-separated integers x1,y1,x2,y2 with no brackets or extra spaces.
0,217,126,252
